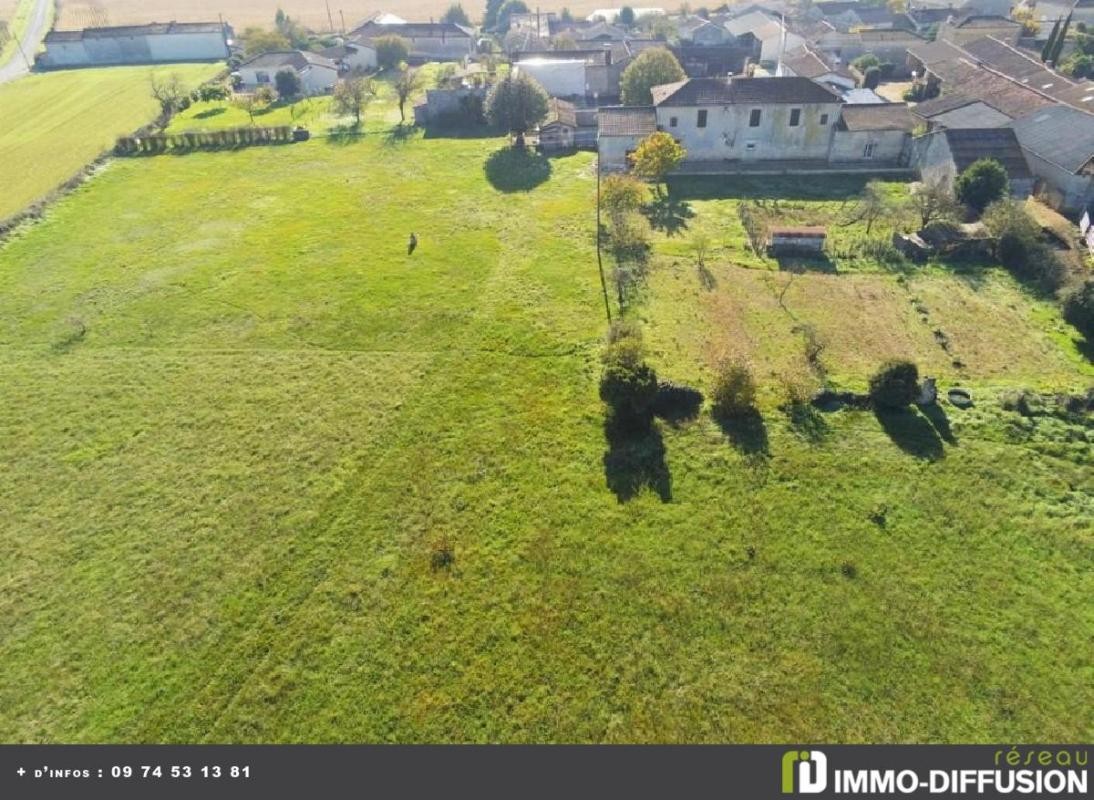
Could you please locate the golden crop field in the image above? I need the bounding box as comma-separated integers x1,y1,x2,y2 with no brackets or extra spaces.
56,0,615,32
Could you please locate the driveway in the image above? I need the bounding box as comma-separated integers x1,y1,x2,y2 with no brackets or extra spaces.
0,0,53,84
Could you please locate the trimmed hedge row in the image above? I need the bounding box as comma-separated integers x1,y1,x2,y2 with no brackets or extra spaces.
115,126,298,155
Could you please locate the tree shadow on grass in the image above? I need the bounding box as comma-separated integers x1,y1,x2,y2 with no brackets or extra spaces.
326,123,364,145
194,107,226,119
383,123,418,146
919,402,957,444
642,193,695,236
603,416,672,503
484,147,551,192
653,382,704,427
875,407,944,461
715,410,770,462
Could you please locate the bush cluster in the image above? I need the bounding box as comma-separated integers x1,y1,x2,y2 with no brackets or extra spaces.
599,322,658,430
869,360,919,409
711,360,757,419
1063,279,1094,341
115,126,296,155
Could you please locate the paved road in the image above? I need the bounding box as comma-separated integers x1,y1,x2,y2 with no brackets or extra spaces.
0,0,53,84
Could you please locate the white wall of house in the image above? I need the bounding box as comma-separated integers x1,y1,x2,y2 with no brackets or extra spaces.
910,134,1034,198
830,129,909,163
344,43,378,70
599,134,645,170
238,64,337,95
514,60,588,97
657,101,841,161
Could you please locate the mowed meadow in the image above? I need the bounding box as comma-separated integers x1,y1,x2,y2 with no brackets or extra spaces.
0,63,220,219
0,81,1091,742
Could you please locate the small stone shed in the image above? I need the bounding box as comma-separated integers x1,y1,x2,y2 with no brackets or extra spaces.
768,226,828,255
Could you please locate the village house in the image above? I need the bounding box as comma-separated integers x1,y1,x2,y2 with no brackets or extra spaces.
512,46,630,100
236,50,338,95
811,27,929,76
597,105,659,170
350,21,476,62
1008,105,1094,212
40,21,229,67
830,102,918,164
725,11,805,64
671,34,761,78
911,127,1035,197
539,99,599,152
912,94,1015,128
651,76,844,163
777,45,856,91
937,13,1021,46
319,39,377,72
677,16,733,46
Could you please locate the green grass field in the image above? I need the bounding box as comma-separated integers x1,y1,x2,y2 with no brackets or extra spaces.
0,90,1091,742
0,63,220,219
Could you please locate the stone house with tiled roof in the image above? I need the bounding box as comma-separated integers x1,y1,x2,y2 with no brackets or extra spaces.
41,21,229,67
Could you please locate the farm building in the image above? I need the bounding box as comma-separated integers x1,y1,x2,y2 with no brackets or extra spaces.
539,100,598,152
39,21,229,67
236,51,338,95
911,127,1035,198
351,21,475,62
597,106,658,170
768,226,827,255
1008,105,1094,214
830,103,917,165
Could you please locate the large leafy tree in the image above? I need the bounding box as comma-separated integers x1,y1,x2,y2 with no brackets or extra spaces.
333,76,376,126
374,35,410,70
620,47,686,105
485,72,549,146
955,158,1009,213
241,27,291,58
274,68,302,99
630,131,686,190
484,0,506,29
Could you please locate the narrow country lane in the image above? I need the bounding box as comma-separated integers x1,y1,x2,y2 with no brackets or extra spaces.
0,0,53,84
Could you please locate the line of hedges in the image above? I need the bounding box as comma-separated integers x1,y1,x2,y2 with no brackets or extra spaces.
115,126,297,155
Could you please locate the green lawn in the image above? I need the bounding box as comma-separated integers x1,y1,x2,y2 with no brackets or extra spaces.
0,63,220,219
0,111,1090,742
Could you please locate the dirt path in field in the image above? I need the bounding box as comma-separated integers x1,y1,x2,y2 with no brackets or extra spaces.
0,0,52,84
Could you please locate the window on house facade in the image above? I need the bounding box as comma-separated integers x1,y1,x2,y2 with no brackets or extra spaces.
819,113,829,125
697,109,708,128
749,109,762,127
863,142,877,159
670,116,678,128
256,71,271,83
789,108,801,127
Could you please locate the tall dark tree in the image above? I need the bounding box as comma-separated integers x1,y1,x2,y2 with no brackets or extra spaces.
618,5,636,25
484,0,506,29
1042,16,1062,62
274,68,302,99
1050,12,1072,64
441,3,472,25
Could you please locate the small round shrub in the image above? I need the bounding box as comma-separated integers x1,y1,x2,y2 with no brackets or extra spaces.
600,359,659,427
1063,279,1094,340
869,360,919,409
711,360,757,418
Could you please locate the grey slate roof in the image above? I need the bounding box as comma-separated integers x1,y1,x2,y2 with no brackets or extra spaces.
940,127,1032,179
238,50,337,71
45,21,223,41
651,76,842,106
1009,105,1094,174
598,105,658,136
352,21,474,38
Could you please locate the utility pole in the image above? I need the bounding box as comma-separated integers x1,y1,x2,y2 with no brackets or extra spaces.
339,10,347,34
595,154,613,325
326,0,335,33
